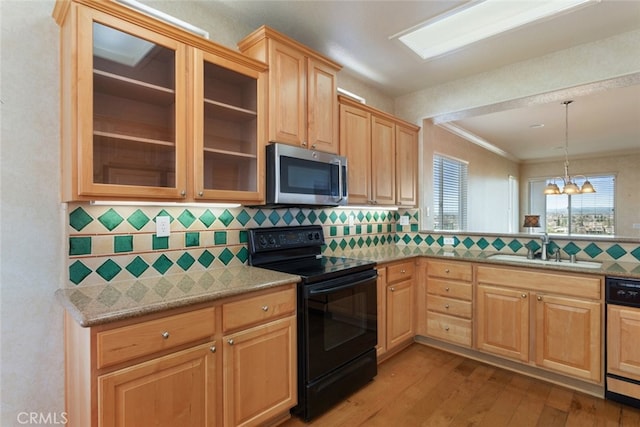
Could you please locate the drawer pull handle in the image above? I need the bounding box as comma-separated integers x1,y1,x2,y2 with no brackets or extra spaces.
445,287,450,292
228,339,234,345
445,304,450,309
522,293,527,299
161,331,170,339
262,305,269,312
401,269,406,274
445,269,450,273
445,326,450,331
537,296,543,301
210,345,216,353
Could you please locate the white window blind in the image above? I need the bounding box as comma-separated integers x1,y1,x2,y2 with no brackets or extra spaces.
433,154,468,231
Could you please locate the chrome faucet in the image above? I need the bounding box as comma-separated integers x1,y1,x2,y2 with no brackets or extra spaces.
540,233,550,261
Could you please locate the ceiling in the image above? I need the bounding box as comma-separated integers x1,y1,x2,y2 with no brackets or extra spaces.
209,0,640,161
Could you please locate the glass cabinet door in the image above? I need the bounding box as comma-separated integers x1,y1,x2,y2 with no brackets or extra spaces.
78,8,187,198
193,50,265,202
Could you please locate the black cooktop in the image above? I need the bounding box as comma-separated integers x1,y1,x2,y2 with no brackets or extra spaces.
259,255,375,283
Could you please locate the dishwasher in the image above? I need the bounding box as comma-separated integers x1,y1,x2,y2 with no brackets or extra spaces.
606,276,640,408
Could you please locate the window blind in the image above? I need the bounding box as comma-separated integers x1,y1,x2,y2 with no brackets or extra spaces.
433,154,468,231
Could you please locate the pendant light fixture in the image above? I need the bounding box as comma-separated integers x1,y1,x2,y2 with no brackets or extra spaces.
543,100,596,195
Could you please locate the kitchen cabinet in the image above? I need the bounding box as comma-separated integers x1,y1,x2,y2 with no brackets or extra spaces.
607,305,640,395
384,260,416,357
424,260,473,347
63,283,297,427
238,26,341,153
475,265,603,382
54,0,267,203
375,266,387,358
338,95,419,206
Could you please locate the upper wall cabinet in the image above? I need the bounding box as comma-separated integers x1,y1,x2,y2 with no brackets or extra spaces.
339,95,420,207
238,26,342,154
53,0,267,203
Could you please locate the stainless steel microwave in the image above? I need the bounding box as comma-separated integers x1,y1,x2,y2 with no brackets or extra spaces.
265,143,348,206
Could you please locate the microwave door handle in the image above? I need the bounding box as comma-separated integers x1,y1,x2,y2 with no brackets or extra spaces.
333,158,344,202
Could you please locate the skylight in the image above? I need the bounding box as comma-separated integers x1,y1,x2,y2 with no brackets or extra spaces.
393,0,597,60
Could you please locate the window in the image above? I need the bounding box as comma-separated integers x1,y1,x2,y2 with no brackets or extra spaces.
433,154,468,230
530,175,615,236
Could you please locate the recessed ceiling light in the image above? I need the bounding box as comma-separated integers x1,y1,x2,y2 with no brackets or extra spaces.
391,0,597,60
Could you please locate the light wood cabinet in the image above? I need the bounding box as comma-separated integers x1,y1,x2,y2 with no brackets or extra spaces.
607,305,640,382
425,260,473,347
384,260,416,356
338,95,419,206
376,266,387,358
238,26,341,153
63,284,297,427
475,265,603,383
54,0,267,203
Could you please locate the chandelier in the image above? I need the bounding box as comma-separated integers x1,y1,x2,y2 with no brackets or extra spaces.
543,100,596,195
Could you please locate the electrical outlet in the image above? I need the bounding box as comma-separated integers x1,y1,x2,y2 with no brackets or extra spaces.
156,216,171,237
399,215,409,226
443,237,455,246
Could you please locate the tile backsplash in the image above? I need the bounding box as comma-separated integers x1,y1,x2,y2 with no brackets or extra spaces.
66,204,640,287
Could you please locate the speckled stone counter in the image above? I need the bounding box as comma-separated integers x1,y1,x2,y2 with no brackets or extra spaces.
56,266,301,327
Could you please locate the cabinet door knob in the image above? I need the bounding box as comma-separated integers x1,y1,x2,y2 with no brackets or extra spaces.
302,141,307,147
401,269,406,274
210,345,216,353
390,287,395,292
445,269,450,273
522,293,528,299
444,326,450,331
311,144,317,149
445,287,450,292
227,339,234,345
161,331,170,339
445,304,450,309
537,296,543,301
198,191,204,197
262,305,269,312
180,190,186,197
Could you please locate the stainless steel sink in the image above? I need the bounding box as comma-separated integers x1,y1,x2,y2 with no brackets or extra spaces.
487,254,602,269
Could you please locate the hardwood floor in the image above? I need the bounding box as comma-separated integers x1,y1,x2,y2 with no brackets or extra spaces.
281,344,640,427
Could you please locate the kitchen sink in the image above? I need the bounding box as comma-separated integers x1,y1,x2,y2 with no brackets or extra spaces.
487,254,602,269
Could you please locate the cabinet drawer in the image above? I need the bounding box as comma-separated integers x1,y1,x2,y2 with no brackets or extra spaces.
426,312,472,347
426,260,472,281
426,278,472,300
387,261,415,284
97,306,215,369
427,295,472,318
223,287,296,332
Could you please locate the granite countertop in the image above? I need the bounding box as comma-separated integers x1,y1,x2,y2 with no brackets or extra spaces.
57,246,640,328
56,266,301,327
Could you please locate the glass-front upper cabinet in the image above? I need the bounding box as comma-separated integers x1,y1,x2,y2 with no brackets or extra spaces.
192,50,266,203
69,6,187,200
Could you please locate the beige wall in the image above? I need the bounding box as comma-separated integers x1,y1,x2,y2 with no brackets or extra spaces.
422,121,520,232
521,153,640,238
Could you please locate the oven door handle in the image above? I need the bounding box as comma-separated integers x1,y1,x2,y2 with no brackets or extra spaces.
307,276,375,296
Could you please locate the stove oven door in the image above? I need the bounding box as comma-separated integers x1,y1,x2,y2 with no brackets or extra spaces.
302,269,377,382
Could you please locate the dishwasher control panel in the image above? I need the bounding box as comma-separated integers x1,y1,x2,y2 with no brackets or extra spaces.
606,277,640,307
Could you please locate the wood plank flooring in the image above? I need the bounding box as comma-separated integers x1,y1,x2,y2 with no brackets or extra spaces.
281,344,640,427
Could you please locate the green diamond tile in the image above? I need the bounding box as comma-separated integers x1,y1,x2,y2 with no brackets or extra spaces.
218,248,234,265
373,212,380,221
365,212,372,221
177,210,196,228
253,210,267,225
239,230,248,244
114,235,133,253
373,236,380,245
413,235,423,244
152,254,173,274
152,235,169,250
339,239,348,250
126,256,149,277
318,211,328,223
69,207,93,231
69,261,92,285
348,238,356,249
177,276,196,293
402,234,411,244
527,241,541,252
69,237,91,256
98,208,124,231
394,235,400,243
283,210,294,225
214,231,227,245
268,211,281,225
339,212,348,223
237,247,249,263
508,240,523,252
492,238,506,251
425,235,435,245
127,209,150,230
329,240,338,250
366,236,373,246
329,211,338,223
381,212,387,221
436,236,444,246
219,209,234,227
307,211,317,223
357,237,364,247
357,211,365,221
462,237,474,249
476,238,489,250
606,244,627,260
177,253,195,271
584,243,603,258
563,242,581,255
236,210,251,226
185,232,200,247
153,278,173,297
96,286,122,307
96,259,122,282
156,209,173,221
296,211,306,224
126,282,149,302
198,250,215,268
199,209,216,227
631,247,640,262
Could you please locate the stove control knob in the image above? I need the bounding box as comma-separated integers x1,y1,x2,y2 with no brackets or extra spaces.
259,236,267,247
314,232,320,240
268,237,276,245
308,233,314,240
